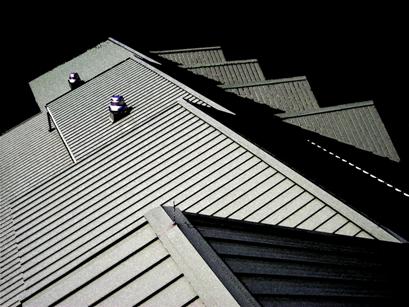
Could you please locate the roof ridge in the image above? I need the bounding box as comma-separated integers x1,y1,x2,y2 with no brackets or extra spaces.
108,37,160,65
277,100,375,119
219,76,308,89
151,46,223,54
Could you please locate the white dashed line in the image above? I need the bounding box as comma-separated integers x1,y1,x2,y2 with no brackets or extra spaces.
307,139,408,197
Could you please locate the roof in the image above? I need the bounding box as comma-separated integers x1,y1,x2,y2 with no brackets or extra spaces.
23,209,237,307
221,76,320,112
151,46,226,66
29,40,133,110
46,57,232,163
2,39,406,306
184,212,409,306
0,112,72,207
278,101,400,162
185,60,265,85
1,97,401,306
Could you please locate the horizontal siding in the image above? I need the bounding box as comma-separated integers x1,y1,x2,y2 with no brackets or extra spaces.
186,60,265,85
29,40,134,110
283,103,400,161
224,78,319,112
153,47,226,66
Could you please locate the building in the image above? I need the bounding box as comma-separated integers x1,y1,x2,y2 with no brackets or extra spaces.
1,38,408,306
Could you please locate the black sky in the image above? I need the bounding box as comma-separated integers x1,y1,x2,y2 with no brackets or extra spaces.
2,4,408,165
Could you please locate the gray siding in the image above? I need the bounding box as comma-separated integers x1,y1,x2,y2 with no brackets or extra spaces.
152,46,226,66
280,101,400,162
185,60,265,85
222,77,319,112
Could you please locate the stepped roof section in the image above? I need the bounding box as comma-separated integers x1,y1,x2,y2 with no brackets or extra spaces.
153,47,400,162
278,101,400,162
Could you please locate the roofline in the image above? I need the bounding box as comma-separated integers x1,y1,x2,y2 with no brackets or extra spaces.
151,46,223,54
219,76,308,89
145,207,251,307
45,107,76,163
277,100,375,119
176,98,401,243
108,37,161,65
184,59,259,69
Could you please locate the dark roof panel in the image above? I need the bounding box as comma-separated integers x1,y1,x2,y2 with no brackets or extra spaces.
186,213,409,306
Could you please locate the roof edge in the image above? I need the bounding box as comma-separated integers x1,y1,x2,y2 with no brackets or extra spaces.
108,37,161,65
145,206,253,307
151,46,223,54
220,76,308,89
278,100,375,119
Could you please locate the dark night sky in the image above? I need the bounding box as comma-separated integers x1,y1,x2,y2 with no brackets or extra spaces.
2,4,408,166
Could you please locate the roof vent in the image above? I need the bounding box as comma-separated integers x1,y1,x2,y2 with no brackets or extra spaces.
68,72,83,89
108,95,130,123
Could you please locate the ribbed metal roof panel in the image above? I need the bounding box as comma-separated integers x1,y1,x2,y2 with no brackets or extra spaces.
222,77,319,112
151,46,226,66
46,58,233,163
1,103,399,305
1,97,398,304
185,60,265,85
29,40,135,110
279,101,400,162
2,51,401,306
0,113,72,207
24,219,201,307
